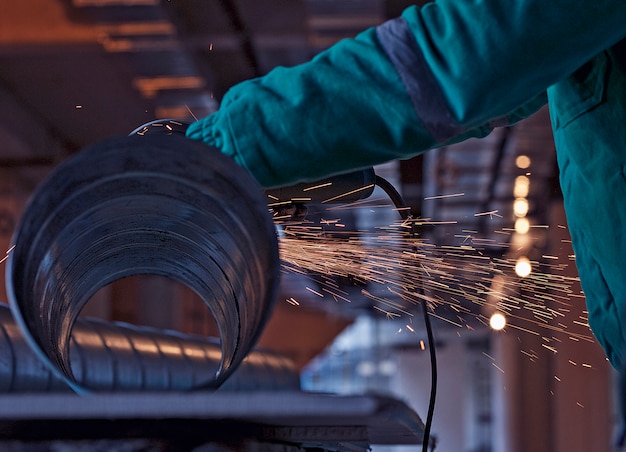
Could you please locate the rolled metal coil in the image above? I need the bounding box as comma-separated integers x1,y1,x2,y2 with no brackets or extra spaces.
5,133,280,393
0,303,298,392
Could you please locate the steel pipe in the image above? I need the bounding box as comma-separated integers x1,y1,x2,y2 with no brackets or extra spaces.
6,133,280,393
0,304,298,392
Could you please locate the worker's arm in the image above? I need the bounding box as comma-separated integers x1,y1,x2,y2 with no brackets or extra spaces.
186,0,626,188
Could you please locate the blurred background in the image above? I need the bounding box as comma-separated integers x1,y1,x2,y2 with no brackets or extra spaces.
0,1,617,451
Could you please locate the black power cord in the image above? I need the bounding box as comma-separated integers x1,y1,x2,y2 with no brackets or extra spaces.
375,175,438,452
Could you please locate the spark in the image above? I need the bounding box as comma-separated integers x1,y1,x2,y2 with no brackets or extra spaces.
474,210,502,219
321,287,351,303
303,182,333,191
0,244,15,265
185,104,198,120
541,343,559,353
322,184,376,204
305,287,324,297
275,195,592,349
372,305,402,319
424,192,465,200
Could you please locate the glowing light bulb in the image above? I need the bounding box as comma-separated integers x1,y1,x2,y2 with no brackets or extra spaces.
515,256,532,277
514,175,530,198
490,312,507,331
513,198,529,217
515,217,530,234
516,155,531,169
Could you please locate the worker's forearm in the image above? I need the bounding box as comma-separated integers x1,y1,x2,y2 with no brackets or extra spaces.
401,0,626,127
187,29,449,188
186,0,626,188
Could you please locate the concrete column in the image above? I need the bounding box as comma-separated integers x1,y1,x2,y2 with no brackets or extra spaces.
491,326,552,452
548,200,613,452
491,199,613,452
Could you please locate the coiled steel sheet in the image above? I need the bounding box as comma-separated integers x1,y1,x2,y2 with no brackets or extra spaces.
6,132,280,393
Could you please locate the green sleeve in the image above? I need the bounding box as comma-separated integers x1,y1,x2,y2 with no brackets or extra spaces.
186,0,626,188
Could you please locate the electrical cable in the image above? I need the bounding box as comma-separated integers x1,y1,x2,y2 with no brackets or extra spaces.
375,175,438,452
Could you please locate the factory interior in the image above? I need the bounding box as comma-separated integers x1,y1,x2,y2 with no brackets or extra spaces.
0,0,619,451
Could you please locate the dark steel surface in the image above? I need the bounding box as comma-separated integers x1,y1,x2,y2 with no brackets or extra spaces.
6,133,280,393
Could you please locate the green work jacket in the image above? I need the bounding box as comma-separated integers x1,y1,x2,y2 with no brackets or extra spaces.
187,0,626,368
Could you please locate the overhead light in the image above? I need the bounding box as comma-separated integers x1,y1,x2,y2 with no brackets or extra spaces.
515,155,531,169
511,231,532,249
515,256,532,277
513,198,529,217
514,217,530,234
513,175,530,198
133,76,205,99
489,312,507,331
97,22,174,36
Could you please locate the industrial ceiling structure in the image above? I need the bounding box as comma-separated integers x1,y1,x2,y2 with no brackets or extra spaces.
0,0,561,366
0,0,560,211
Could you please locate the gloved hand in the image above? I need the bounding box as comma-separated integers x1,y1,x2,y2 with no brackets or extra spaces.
185,75,327,189
185,108,242,166
186,82,252,171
